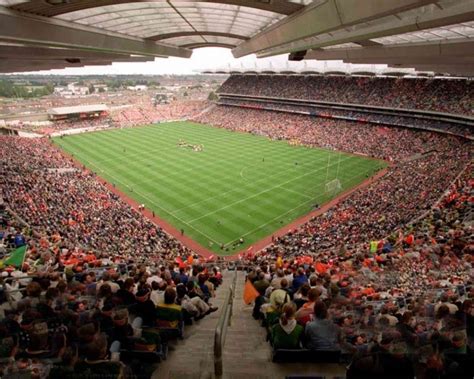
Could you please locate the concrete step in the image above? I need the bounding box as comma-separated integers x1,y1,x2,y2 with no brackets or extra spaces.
151,270,235,379
153,271,347,379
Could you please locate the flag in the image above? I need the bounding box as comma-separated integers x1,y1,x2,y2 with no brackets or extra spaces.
315,262,328,274
187,255,194,265
175,257,186,268
243,280,259,305
4,245,27,268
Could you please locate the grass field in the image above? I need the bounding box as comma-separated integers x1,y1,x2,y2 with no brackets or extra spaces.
53,121,386,254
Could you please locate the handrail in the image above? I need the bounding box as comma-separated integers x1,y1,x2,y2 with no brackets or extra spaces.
214,271,237,377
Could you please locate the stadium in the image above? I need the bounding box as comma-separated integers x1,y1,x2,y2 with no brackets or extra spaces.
0,1,473,378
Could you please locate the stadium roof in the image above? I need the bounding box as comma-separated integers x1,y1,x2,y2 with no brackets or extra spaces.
0,0,473,75
48,104,108,116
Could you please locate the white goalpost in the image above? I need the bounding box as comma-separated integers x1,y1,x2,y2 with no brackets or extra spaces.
325,178,342,195
325,151,342,195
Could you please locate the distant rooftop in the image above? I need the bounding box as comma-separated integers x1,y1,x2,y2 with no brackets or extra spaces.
48,104,108,115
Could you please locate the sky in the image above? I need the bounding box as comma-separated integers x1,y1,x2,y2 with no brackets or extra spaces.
24,47,395,76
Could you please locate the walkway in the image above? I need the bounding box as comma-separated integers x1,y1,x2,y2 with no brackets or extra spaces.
153,271,347,379
151,270,233,379
221,271,346,378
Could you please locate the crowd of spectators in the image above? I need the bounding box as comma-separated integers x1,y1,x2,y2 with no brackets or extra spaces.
0,73,471,377
0,137,225,377
1,100,207,135
1,137,195,264
245,165,472,378
110,100,206,127
218,98,473,139
195,105,471,160
195,93,472,377
219,75,473,116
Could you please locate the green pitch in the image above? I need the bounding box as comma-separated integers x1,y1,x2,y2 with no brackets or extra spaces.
53,122,386,255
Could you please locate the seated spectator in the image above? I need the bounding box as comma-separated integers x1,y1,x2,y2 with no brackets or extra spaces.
254,272,270,296
293,283,311,309
115,278,136,306
156,286,183,329
130,289,156,327
292,267,308,293
270,303,304,350
305,301,341,351
74,334,127,379
295,288,321,326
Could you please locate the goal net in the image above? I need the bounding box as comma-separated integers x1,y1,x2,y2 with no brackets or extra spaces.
325,179,342,195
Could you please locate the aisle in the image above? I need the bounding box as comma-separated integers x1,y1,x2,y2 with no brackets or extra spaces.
152,270,233,379
152,271,347,379
221,271,347,379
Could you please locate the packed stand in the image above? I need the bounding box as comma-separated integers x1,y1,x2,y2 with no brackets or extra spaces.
110,100,207,127
0,137,224,377
196,106,471,251
244,166,472,378
219,75,474,116
218,98,474,139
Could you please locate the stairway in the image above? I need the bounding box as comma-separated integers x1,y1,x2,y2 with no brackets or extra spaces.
221,271,347,379
151,270,234,379
153,270,347,379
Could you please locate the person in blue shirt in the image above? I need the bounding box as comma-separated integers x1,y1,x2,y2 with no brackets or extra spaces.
178,267,188,285
292,267,308,293
14,232,26,247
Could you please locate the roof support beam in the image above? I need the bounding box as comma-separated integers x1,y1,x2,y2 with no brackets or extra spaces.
147,31,249,42
0,45,154,61
305,39,474,63
10,0,303,17
181,42,236,49
389,63,474,76
232,0,437,58
254,0,474,58
350,56,474,65
0,6,192,59
0,60,87,73
0,56,154,73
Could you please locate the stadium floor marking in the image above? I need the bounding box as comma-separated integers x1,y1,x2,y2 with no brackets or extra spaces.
63,135,375,227
223,192,326,247
90,128,244,167
222,166,381,247
186,155,352,224
68,150,223,246
278,186,313,200
170,152,373,218
55,126,384,251
169,153,334,217
117,147,321,189
58,130,333,220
